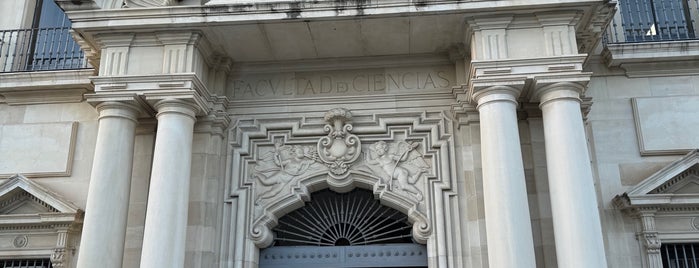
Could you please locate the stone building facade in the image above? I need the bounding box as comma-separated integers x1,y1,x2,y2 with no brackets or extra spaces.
0,0,698,267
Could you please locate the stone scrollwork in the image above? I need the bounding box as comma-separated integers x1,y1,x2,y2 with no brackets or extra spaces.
365,140,429,202
252,140,320,205
317,108,361,177
640,232,662,254
246,108,441,249
51,248,66,268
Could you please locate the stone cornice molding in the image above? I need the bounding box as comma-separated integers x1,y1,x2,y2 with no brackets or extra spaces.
468,55,588,84
90,73,231,115
534,11,582,27
575,0,616,53
0,69,94,106
194,113,231,136
94,33,136,48
66,1,604,27
467,16,514,31
71,31,100,70
54,0,101,11
613,150,699,212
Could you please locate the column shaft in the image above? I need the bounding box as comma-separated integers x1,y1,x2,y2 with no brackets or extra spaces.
139,100,197,268
539,87,607,268
477,90,537,268
77,102,139,268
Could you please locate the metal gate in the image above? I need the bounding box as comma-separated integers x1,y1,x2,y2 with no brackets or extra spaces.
259,189,428,268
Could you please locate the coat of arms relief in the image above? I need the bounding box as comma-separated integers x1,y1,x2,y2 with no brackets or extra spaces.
250,108,431,209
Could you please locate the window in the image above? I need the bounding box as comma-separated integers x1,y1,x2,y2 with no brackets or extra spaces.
27,0,83,71
0,0,84,72
607,0,699,43
662,243,699,268
0,259,53,268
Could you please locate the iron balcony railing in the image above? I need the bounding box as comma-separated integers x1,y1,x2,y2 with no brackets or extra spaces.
0,27,86,73
605,0,699,43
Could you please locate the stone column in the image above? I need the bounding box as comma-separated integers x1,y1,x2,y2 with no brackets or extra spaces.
139,99,199,268
77,101,141,268
473,85,537,268
536,82,608,268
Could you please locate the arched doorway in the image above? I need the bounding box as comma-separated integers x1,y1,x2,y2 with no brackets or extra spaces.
259,189,428,268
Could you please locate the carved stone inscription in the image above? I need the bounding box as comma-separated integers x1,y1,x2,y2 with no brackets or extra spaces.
229,65,455,99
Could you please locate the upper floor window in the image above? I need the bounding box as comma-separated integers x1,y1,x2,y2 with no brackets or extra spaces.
606,0,699,43
0,0,85,72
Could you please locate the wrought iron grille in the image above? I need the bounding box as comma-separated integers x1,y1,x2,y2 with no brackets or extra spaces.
271,189,414,247
0,27,85,72
0,259,53,268
605,0,699,43
662,243,699,268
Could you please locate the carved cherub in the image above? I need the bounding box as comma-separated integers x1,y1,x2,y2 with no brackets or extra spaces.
365,141,429,201
252,140,316,204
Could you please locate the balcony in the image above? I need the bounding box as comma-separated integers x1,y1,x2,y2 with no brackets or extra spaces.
0,27,86,73
602,0,699,75
605,0,699,43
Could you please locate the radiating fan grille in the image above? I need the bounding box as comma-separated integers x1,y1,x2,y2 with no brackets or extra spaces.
272,189,413,247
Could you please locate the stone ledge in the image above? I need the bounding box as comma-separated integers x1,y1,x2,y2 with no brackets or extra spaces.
0,69,95,105
603,40,699,77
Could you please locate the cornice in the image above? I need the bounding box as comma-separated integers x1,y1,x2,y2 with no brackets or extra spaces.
0,69,95,106
90,73,231,117
66,1,602,32
603,40,699,68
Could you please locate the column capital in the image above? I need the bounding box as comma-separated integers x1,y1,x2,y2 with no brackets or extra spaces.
528,69,591,103
151,98,201,121
531,81,587,107
469,76,526,108
85,92,149,121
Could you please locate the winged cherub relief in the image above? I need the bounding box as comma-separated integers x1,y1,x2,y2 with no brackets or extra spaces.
365,141,430,201
252,140,319,205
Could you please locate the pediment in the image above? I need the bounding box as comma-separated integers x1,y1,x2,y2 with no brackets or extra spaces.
615,150,699,209
0,174,82,225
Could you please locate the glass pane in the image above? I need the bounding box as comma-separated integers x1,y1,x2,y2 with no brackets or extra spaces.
619,0,658,42
652,0,694,40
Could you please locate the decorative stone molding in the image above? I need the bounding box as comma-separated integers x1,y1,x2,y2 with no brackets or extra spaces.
90,73,228,118
0,69,94,105
225,109,455,259
94,33,135,76
317,108,361,178
575,1,616,53
0,175,83,268
465,16,513,61
535,11,581,56
614,150,699,268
